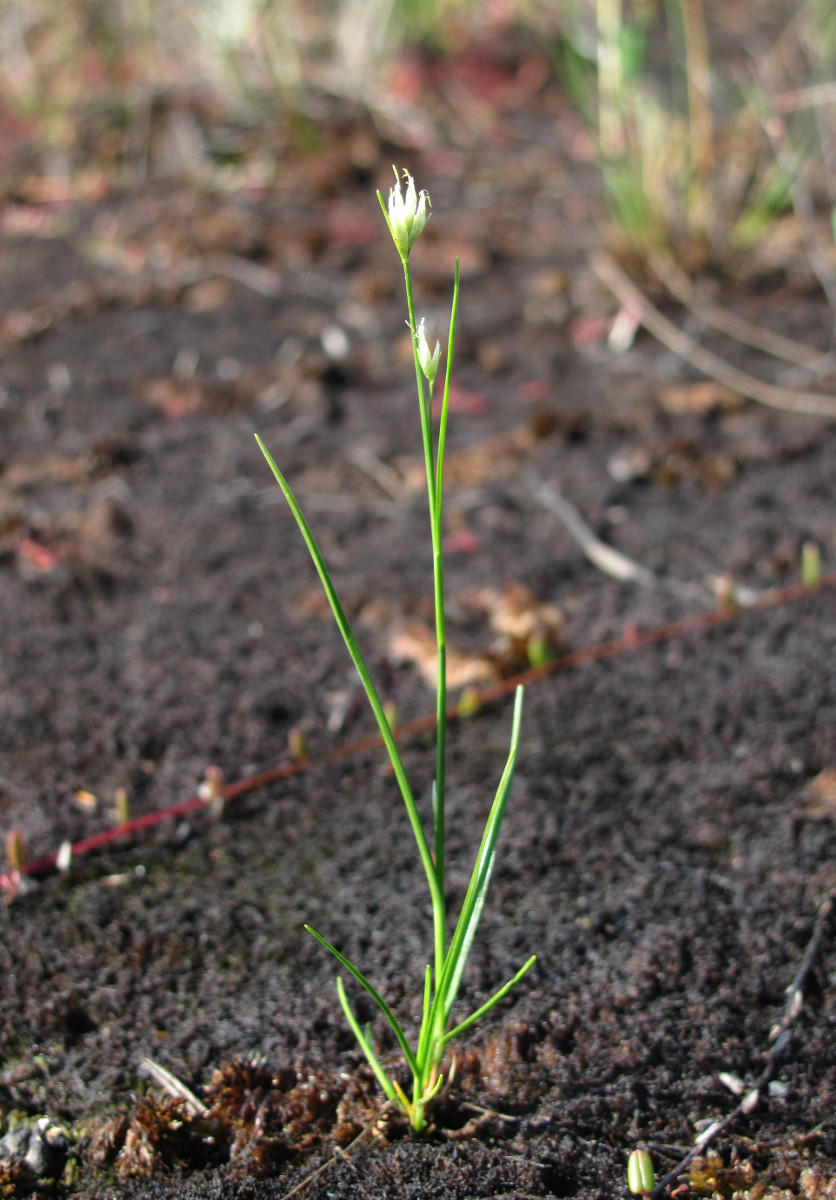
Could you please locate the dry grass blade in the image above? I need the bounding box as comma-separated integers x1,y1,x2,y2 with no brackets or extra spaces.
529,477,657,586
592,251,836,418
275,1114,382,1200
772,80,836,114
649,253,835,373
529,477,709,602
754,94,836,320
139,1058,208,1117
651,889,835,1197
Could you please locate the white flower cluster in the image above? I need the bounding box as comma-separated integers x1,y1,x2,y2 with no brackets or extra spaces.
385,166,431,258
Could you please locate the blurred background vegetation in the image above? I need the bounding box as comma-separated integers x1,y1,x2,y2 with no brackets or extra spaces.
0,0,833,281
0,0,544,160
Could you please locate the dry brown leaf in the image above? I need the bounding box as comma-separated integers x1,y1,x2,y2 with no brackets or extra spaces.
141,378,214,418
527,267,569,299
466,582,565,643
141,376,246,418
2,454,90,489
798,768,836,821
183,276,234,312
659,380,744,414
809,768,836,804
793,767,836,830
388,619,498,690
396,415,555,493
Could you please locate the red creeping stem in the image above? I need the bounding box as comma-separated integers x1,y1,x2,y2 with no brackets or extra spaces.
2,573,834,894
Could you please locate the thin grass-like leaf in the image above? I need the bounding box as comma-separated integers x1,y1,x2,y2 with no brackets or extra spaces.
423,1071,445,1104
433,258,459,519
441,954,537,1047
336,978,397,1103
417,964,433,1067
440,686,524,1021
256,435,443,932
391,1078,414,1120
430,259,460,903
305,924,418,1077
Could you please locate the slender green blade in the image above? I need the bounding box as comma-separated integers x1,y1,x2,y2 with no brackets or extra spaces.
255,434,442,921
416,963,433,1068
336,978,397,1103
440,955,537,1047
443,848,495,1011
433,257,459,520
430,259,460,918
439,686,524,1021
305,924,418,1078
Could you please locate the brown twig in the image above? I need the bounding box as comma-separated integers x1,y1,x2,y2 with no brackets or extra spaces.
771,80,836,114
652,890,835,1196
648,252,835,374
591,250,836,418
528,475,709,602
275,1113,381,1200
2,573,835,896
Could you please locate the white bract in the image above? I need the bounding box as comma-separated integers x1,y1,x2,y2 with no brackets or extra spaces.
385,166,431,258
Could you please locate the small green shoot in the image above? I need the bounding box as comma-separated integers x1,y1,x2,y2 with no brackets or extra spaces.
256,167,534,1131
628,1147,656,1197
527,634,553,669
114,785,131,826
801,541,822,587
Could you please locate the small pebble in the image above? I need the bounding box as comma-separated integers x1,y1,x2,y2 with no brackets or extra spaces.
0,1116,70,1181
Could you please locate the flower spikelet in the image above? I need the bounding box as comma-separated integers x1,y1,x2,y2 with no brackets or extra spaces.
385,167,431,258
416,319,441,383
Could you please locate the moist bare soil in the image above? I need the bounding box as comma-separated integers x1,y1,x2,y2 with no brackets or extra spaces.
0,66,835,1200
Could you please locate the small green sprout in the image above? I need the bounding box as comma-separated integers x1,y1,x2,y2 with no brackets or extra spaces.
114,786,131,826
198,766,225,818
256,169,534,1131
527,634,553,669
287,726,310,763
628,1148,656,1197
457,685,483,719
801,541,821,587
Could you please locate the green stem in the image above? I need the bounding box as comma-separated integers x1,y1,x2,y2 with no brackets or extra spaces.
401,255,446,984
432,546,446,899
431,261,459,903
434,260,459,516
